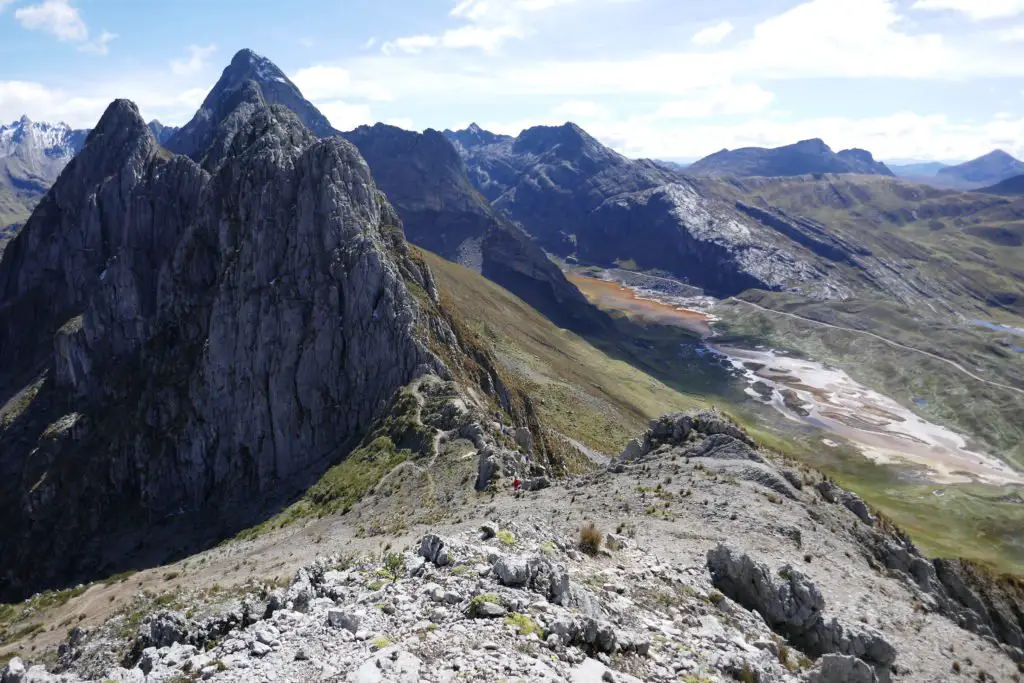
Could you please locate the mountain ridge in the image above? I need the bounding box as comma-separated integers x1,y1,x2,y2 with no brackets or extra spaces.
936,149,1024,187
687,138,894,178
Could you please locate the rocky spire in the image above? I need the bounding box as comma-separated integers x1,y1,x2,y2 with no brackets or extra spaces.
165,48,336,159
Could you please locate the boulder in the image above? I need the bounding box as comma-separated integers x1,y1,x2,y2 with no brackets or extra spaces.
806,654,878,683
0,657,26,683
418,534,453,567
494,556,530,587
327,609,360,633
352,648,422,683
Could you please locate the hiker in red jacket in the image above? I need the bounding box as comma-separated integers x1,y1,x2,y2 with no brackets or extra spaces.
513,477,522,495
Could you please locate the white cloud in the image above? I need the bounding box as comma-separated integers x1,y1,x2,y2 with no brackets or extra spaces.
170,44,218,77
912,0,1024,20
653,83,775,119
0,0,15,13
579,111,1024,162
16,0,87,41
78,29,116,55
438,24,524,51
290,65,394,102
317,100,373,131
14,0,115,55
361,37,378,50
385,117,416,130
383,0,582,54
0,78,208,129
552,100,611,120
692,20,734,46
997,25,1024,41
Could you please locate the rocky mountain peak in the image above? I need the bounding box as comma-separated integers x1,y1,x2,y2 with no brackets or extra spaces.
91,98,148,139
509,122,619,169
226,47,289,84
165,48,336,158
937,148,1024,185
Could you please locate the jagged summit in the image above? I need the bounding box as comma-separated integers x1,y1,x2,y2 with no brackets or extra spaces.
442,122,512,152
165,48,336,159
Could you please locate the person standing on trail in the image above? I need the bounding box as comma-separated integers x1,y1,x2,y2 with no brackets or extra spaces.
513,477,522,493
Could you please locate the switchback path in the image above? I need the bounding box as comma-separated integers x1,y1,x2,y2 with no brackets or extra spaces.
728,298,1024,398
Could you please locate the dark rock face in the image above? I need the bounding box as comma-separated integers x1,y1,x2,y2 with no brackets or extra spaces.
460,122,677,252
937,150,1024,187
166,48,337,159
0,98,445,597
456,123,848,299
341,123,612,334
578,183,823,297
688,138,894,178
147,120,179,145
341,124,496,264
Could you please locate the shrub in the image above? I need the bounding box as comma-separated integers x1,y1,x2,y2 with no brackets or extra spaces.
468,593,501,617
496,530,516,546
383,553,405,581
505,612,542,637
579,522,602,555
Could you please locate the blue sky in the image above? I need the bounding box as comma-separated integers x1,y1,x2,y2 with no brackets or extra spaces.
1,0,1024,161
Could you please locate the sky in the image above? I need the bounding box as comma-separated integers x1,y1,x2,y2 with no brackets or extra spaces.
2,0,1024,162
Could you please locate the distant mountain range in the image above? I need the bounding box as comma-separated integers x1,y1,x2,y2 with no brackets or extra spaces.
686,138,894,178
0,116,177,241
0,117,88,232
937,150,1024,187
888,161,948,178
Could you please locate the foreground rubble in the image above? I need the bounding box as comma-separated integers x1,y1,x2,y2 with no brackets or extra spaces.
3,411,1021,682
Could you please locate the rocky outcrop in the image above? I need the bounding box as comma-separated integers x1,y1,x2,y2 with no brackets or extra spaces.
0,95,456,598
707,545,896,671
618,410,799,499
806,654,879,683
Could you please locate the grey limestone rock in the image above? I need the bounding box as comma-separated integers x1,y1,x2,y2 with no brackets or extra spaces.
0,96,446,598
805,654,878,683
706,545,896,668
